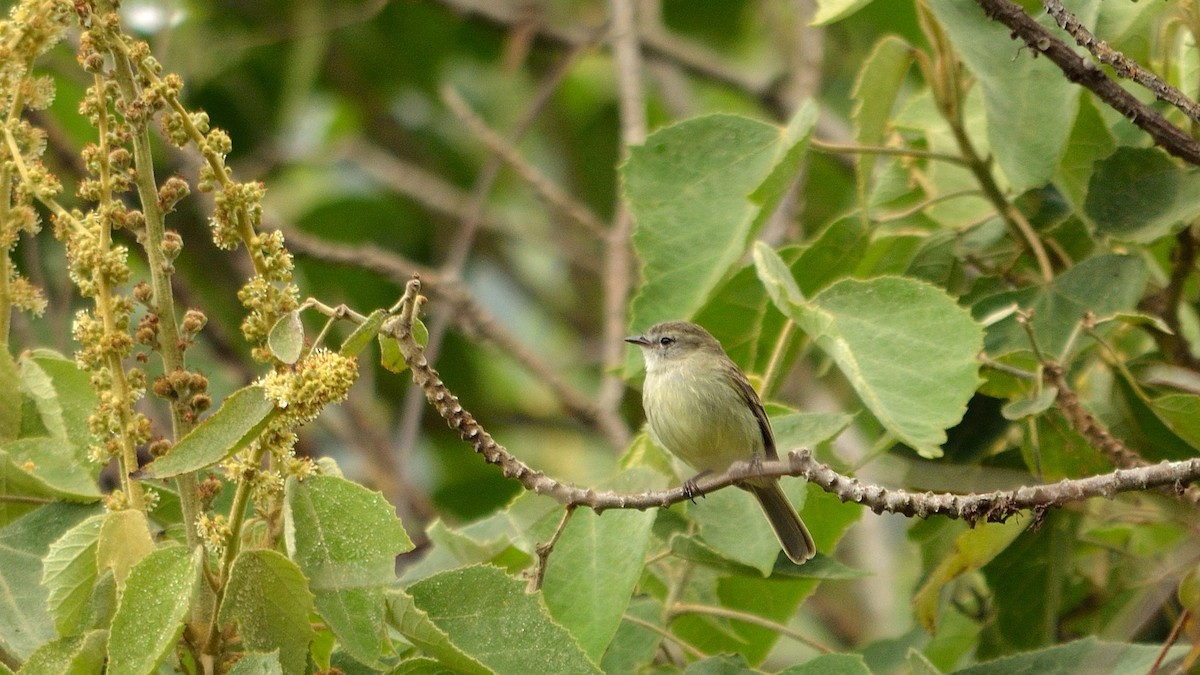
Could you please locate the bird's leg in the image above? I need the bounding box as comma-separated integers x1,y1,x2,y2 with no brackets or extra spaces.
682,469,712,503
748,451,764,475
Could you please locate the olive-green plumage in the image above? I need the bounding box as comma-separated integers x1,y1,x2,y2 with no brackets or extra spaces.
626,321,816,564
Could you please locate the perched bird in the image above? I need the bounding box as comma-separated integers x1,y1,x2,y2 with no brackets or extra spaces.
626,320,815,563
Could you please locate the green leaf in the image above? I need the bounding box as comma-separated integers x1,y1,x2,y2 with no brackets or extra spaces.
683,654,756,674
780,653,871,674
141,385,277,478
793,276,983,457
792,216,870,297
0,349,19,442
220,549,316,675
689,482,794,575
812,0,875,25
106,545,201,675
926,0,1094,191
1054,95,1117,214
386,589,491,675
405,565,601,675
1144,393,1200,452
599,597,663,675
0,503,101,660
227,651,285,675
669,536,866,580
541,469,661,661
14,629,107,675
770,411,855,451
952,636,1184,675
378,334,406,374
1085,147,1200,243
975,254,1149,358
1001,387,1058,421
42,514,104,635
981,511,1075,651
753,241,805,311
22,351,98,456
853,36,915,199
0,438,101,501
17,355,69,441
624,109,816,343
340,309,387,357
913,520,1026,632
96,509,155,592
283,475,414,666
268,310,305,364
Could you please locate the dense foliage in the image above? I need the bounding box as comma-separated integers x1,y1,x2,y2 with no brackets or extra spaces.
2,0,1200,673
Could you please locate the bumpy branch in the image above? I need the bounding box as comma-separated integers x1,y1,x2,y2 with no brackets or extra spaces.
392,275,1200,523
974,0,1200,166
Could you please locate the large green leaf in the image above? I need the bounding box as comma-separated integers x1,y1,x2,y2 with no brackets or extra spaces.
1054,96,1117,215
42,514,104,635
758,245,983,457
852,36,915,202
283,475,414,667
541,469,661,661
974,254,1149,358
106,545,201,675
0,350,19,442
14,629,107,674
982,511,1075,651
953,636,1184,674
913,520,1026,632
19,351,97,458
141,385,277,479
386,589,491,675
804,276,982,457
220,549,315,675
0,438,100,502
405,565,601,674
0,503,100,660
95,509,155,593
1085,147,1200,243
624,106,817,347
926,0,1098,191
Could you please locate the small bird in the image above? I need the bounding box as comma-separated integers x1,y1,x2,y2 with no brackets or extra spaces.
626,320,815,564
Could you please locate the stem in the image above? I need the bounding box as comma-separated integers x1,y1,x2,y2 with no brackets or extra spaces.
91,71,144,512
105,36,203,549
202,444,266,660
669,602,833,653
761,321,796,396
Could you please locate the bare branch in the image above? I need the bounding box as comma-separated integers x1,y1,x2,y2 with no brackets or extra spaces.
974,0,1200,166
1042,0,1200,125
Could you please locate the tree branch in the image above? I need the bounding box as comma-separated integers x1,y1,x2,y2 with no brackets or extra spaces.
1041,0,1200,125
392,276,1200,523
974,0,1200,166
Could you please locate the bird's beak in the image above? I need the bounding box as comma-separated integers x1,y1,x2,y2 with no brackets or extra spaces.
624,335,650,347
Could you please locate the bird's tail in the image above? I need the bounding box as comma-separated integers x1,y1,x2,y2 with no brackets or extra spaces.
747,479,816,564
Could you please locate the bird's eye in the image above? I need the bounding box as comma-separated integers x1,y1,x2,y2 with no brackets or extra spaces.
659,336,675,347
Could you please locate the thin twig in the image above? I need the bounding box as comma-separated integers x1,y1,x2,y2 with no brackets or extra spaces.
670,603,833,654
811,138,970,166
598,0,646,425
284,228,630,447
432,0,781,111
395,34,601,479
441,88,608,237
1041,0,1200,125
621,614,707,661
528,506,576,592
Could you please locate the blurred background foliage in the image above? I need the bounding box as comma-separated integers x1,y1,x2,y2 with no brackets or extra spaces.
8,0,1200,671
